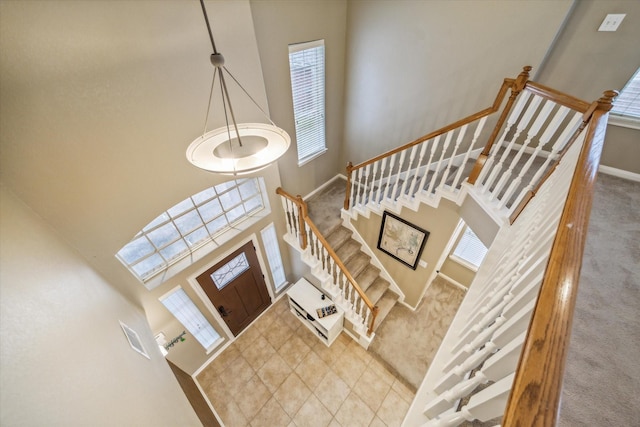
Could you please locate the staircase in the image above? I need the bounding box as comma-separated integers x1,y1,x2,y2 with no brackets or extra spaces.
277,67,617,426
324,224,399,332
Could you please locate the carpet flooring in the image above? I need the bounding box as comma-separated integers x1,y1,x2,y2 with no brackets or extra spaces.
558,173,640,426
369,276,465,390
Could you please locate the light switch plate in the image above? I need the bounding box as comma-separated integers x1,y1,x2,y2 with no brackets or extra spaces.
598,14,626,32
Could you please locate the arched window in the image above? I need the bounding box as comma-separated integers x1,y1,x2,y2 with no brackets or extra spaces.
117,177,270,288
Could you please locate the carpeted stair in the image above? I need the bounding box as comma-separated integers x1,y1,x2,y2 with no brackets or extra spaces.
325,223,399,332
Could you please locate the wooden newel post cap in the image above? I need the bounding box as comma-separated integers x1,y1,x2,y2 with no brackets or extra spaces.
597,90,619,111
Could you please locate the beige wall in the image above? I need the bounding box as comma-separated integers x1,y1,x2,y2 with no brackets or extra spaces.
352,200,461,308
440,258,475,288
536,0,640,174
0,185,201,427
341,0,574,167
601,125,640,174
251,0,348,197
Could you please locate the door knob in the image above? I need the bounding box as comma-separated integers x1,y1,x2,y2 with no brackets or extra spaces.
218,305,231,317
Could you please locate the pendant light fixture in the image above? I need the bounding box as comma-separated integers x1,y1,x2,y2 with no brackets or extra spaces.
186,0,290,175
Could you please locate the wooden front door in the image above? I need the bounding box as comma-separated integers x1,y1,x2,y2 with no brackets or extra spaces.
196,241,270,336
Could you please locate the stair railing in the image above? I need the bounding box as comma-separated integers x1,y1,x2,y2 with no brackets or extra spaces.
502,90,617,426
402,90,616,426
344,73,516,213
276,187,380,336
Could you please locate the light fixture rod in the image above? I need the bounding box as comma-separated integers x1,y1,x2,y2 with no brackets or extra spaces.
199,0,218,54
223,66,276,126
219,71,244,147
203,66,218,136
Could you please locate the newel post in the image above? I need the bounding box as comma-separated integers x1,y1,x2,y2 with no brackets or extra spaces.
468,66,532,184
344,162,353,210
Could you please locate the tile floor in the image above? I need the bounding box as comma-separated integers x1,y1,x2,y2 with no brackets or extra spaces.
196,297,415,427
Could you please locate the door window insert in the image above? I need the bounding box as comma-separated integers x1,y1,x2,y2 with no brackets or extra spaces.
210,253,250,290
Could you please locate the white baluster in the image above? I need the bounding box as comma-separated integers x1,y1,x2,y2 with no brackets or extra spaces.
419,136,439,195
355,167,364,207
490,95,545,201
375,157,387,205
439,124,467,191
452,117,487,189
428,131,453,194
360,164,371,206
408,141,429,198
400,145,419,199
509,112,582,213
367,162,378,207
349,169,358,211
479,91,532,191
383,153,397,202
391,150,407,201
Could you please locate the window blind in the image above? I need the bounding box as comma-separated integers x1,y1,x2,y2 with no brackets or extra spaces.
611,68,640,119
160,288,220,350
453,227,488,268
288,40,326,165
261,223,287,291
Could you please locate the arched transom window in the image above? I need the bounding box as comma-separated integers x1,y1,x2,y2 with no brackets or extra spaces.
117,177,269,288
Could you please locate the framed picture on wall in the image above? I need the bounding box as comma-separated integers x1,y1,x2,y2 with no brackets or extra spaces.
377,211,429,270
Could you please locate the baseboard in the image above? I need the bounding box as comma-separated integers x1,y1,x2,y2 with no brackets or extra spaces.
302,174,347,201
437,272,469,292
598,165,640,182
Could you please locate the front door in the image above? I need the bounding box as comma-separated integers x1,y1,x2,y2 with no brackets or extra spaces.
196,241,271,336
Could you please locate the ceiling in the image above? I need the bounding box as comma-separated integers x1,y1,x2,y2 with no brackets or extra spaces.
0,0,271,300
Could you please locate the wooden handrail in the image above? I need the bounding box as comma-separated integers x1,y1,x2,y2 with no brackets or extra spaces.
502,90,617,426
343,75,517,210
276,187,380,335
524,81,592,113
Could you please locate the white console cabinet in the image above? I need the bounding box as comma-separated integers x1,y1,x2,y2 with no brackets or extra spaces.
287,278,344,346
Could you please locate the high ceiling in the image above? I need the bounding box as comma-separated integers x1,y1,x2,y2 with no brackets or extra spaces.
0,0,270,299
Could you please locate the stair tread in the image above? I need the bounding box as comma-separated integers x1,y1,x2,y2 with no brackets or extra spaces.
373,291,399,331
345,253,371,278
326,226,352,249
365,277,390,305
335,240,362,263
355,265,381,292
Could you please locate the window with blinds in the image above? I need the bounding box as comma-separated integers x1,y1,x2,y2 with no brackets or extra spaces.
452,227,488,270
159,287,221,350
288,40,326,165
260,223,287,291
610,67,640,129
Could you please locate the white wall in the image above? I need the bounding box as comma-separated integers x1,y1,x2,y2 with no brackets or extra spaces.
0,185,200,427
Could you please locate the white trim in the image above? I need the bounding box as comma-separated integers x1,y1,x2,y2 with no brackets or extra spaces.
119,321,150,359
260,222,288,292
448,254,480,273
303,174,347,201
193,371,225,426
608,115,640,130
437,272,468,292
288,38,325,53
297,147,328,167
598,164,640,182
158,287,223,354
187,233,274,342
